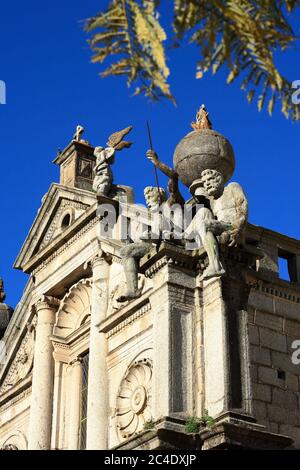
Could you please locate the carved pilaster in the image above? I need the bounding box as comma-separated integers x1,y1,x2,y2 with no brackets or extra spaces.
202,246,258,422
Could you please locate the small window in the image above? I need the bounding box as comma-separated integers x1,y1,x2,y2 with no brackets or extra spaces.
80,353,89,449
278,256,290,282
61,213,71,229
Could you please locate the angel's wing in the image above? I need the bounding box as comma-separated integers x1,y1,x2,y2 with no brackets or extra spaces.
107,125,133,148
114,140,133,151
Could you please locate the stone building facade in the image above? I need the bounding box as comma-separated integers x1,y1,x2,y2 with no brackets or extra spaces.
0,131,300,450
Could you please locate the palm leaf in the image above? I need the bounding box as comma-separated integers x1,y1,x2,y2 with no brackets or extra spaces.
85,0,300,119
85,0,173,102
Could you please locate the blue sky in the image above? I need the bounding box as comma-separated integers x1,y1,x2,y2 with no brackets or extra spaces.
0,1,299,307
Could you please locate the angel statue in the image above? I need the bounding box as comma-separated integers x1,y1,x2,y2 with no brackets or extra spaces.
93,126,133,197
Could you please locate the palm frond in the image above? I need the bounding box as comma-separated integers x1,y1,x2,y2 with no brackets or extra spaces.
174,0,300,119
85,0,173,102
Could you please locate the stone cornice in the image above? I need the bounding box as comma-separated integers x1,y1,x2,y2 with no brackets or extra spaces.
0,375,32,409
140,241,203,279
253,278,300,304
51,319,91,347
107,303,151,339
99,296,151,336
52,140,95,166
246,223,300,253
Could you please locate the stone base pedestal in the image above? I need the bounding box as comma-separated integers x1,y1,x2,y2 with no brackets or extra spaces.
200,420,293,450
113,415,293,450
113,416,196,450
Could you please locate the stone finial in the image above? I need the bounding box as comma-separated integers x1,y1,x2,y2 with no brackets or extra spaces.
73,125,85,142
0,278,5,303
191,104,212,131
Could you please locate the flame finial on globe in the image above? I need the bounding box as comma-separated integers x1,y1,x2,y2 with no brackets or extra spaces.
191,104,212,131
173,105,235,192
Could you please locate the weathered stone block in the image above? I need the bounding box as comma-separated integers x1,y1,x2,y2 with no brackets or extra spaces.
272,388,298,410
248,324,259,345
252,400,267,421
249,291,274,314
250,364,258,383
258,366,285,388
247,307,255,324
257,243,279,281
286,372,299,392
271,350,300,375
267,404,298,425
252,383,271,402
273,298,300,321
255,310,283,332
284,319,300,338
250,346,271,366
260,328,287,353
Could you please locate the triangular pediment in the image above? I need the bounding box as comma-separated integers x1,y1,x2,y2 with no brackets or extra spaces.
14,184,96,271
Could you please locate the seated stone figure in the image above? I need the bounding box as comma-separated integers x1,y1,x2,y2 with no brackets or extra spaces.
141,186,183,241
117,147,187,302
187,168,248,279
117,186,167,302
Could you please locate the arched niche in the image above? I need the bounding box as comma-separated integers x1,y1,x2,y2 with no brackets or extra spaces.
1,431,28,450
54,278,92,338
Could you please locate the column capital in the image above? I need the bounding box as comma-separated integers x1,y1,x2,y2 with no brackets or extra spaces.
69,356,83,367
90,250,112,270
35,296,60,313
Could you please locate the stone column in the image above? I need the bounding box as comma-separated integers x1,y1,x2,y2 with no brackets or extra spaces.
86,252,110,450
28,296,60,450
68,357,82,450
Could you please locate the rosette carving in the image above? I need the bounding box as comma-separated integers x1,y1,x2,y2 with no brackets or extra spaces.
116,359,153,440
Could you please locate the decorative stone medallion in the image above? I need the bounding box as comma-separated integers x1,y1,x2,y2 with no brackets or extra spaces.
0,319,36,395
116,359,153,440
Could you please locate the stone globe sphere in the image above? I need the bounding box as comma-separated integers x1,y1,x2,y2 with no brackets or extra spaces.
173,129,235,188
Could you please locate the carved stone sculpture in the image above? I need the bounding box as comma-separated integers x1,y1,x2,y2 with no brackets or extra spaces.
186,168,247,279
146,150,185,209
0,278,5,303
0,317,35,394
116,359,153,440
0,278,13,339
173,107,235,188
117,169,186,303
93,126,133,197
1,444,18,450
117,150,187,303
145,150,185,240
176,107,248,280
93,146,115,196
116,186,166,303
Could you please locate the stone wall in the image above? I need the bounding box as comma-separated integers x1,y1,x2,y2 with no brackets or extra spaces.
248,291,300,447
